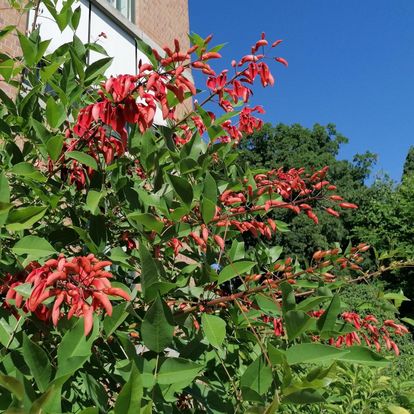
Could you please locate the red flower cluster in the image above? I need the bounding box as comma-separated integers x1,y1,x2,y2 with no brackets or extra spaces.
50,33,290,188
330,312,409,355
213,166,356,238
4,255,130,335
269,310,408,356
313,243,370,272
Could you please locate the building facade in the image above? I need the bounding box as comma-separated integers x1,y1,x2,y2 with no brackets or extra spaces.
0,0,189,88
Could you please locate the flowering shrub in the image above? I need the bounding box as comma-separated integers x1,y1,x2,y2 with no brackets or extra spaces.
0,2,410,412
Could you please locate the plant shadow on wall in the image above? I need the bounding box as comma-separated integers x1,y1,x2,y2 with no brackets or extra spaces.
0,1,413,413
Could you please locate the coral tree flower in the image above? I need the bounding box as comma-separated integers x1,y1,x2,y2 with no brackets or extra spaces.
5,254,130,335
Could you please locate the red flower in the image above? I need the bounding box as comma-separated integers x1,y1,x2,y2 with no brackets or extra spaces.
5,255,130,335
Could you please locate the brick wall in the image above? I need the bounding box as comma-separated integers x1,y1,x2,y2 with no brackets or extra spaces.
136,0,190,51
0,0,28,95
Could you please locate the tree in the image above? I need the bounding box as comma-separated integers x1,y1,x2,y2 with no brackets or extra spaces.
238,123,377,258
402,146,414,179
0,2,410,412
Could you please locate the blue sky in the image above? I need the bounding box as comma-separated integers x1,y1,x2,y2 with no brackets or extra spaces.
189,0,414,182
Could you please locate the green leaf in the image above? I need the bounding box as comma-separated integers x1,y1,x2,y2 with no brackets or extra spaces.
285,343,350,365
103,302,129,337
109,247,131,266
218,260,255,284
71,6,81,30
201,198,216,224
268,343,287,365
203,172,217,203
283,389,325,404
296,296,332,312
201,314,226,348
139,242,160,300
387,406,411,414
46,135,64,162
22,334,52,392
18,32,37,65
0,172,10,226
167,174,193,207
317,294,341,334
46,97,66,129
157,358,203,385
136,38,158,67
6,206,48,231
0,25,15,41
284,311,313,340
0,374,23,400
114,363,142,414
127,213,164,233
255,295,281,316
11,162,46,182
85,190,106,215
40,57,66,82
84,57,112,84
66,151,98,170
12,236,56,259
401,317,414,326
280,282,296,314
141,296,174,353
336,346,390,367
29,385,57,414
240,357,273,402
56,318,99,378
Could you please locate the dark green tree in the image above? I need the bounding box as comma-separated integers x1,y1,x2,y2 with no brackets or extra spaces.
402,146,414,179
238,123,377,258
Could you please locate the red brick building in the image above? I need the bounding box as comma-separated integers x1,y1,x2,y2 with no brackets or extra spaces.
0,0,190,93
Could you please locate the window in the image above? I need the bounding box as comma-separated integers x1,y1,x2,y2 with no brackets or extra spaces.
107,0,134,22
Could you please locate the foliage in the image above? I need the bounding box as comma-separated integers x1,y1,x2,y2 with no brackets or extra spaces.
402,146,414,178
238,123,377,259
0,1,411,413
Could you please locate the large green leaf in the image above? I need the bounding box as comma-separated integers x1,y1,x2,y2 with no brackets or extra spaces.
281,282,296,314
56,318,99,378
127,213,164,233
139,242,160,300
66,151,98,170
284,310,313,340
157,358,203,385
84,57,112,84
12,236,56,259
201,314,226,348
285,343,350,365
29,385,58,414
282,389,325,404
6,206,48,231
0,172,10,226
201,197,216,224
141,296,174,353
317,294,341,335
11,162,46,182
85,190,106,215
0,374,24,400
46,97,66,129
18,32,37,66
114,363,142,414
167,174,193,207
46,135,64,162
240,357,273,401
23,334,52,392
218,260,255,284
336,346,390,367
203,172,217,203
103,302,129,337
